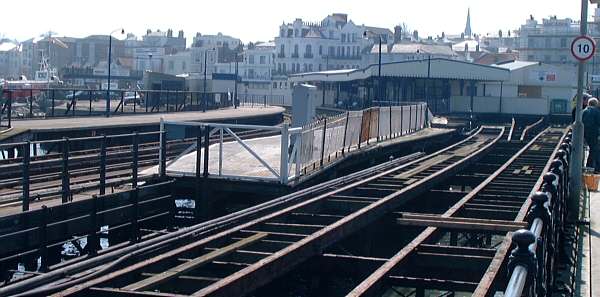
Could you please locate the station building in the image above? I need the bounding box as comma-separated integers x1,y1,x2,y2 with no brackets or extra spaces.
288,58,576,116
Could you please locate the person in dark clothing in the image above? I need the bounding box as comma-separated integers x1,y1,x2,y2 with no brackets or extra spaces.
572,93,592,122
582,98,600,171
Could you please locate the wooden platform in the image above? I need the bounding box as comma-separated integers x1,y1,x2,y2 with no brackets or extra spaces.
144,128,455,185
8,106,284,133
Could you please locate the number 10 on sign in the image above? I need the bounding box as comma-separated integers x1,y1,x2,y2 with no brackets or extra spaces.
571,36,596,61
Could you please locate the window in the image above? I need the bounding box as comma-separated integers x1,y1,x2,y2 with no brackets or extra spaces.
309,64,313,71
347,46,351,57
518,85,542,98
544,55,551,62
249,55,255,64
319,45,323,55
341,47,345,57
182,61,186,71
293,44,299,57
528,38,535,47
260,56,266,64
273,82,277,89
292,63,296,72
342,34,346,43
168,61,174,70
527,55,535,61
306,44,312,55
560,38,567,48
295,29,299,37
545,38,551,48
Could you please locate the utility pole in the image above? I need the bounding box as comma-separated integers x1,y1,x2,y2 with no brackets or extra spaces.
570,0,590,221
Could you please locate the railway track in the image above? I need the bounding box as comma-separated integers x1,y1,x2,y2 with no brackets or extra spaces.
12,126,503,297
0,123,567,297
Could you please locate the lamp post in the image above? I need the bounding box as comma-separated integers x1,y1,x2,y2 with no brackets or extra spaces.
234,53,242,109
106,28,125,117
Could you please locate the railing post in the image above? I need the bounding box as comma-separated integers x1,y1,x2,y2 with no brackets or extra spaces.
133,91,137,113
61,138,71,203
132,132,139,187
389,105,392,139
203,125,210,177
219,128,224,176
400,105,404,137
7,91,12,128
38,205,49,272
320,118,327,167
51,89,55,117
280,124,289,184
22,141,30,212
145,91,149,113
408,105,412,133
99,135,107,196
89,91,93,116
526,192,551,297
88,194,100,256
130,188,140,243
341,111,349,155
120,91,124,113
159,118,167,178
29,89,33,118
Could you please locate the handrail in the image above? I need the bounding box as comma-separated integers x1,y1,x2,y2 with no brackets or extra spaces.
504,128,572,297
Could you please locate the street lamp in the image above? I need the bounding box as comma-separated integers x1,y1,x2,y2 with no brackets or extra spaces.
364,31,383,107
203,48,216,112
234,53,243,109
106,28,125,117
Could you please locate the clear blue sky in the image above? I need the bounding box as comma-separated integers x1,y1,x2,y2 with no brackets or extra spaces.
0,0,592,43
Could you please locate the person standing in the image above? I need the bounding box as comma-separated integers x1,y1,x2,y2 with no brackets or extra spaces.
582,98,600,172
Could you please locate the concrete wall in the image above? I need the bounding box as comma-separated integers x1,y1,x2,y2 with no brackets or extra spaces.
450,96,550,115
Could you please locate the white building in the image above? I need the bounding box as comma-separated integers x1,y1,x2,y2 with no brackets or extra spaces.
192,33,241,50
0,40,22,79
517,8,600,74
274,13,392,75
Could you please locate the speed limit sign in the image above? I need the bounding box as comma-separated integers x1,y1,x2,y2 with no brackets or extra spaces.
571,35,596,61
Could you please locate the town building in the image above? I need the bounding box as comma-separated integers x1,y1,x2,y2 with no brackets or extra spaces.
192,33,241,50
274,13,393,75
516,8,600,76
0,40,22,79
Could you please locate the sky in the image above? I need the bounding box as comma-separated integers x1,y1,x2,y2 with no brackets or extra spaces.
0,0,592,44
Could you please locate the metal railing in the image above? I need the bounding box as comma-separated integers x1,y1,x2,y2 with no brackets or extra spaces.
0,88,238,128
161,103,429,184
0,130,181,212
504,129,572,297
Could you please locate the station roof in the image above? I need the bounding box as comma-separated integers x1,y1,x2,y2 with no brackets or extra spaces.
492,60,539,71
289,58,510,83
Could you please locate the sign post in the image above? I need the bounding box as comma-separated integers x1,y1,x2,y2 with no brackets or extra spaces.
570,0,595,222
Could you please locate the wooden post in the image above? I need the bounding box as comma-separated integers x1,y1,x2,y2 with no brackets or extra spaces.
159,119,167,177
341,112,349,155
39,205,49,272
88,194,100,256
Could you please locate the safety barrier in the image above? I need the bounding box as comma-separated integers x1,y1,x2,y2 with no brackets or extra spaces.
0,88,239,128
161,103,429,184
504,130,572,297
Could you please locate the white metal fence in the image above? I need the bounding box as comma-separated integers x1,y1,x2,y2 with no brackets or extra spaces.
160,102,429,184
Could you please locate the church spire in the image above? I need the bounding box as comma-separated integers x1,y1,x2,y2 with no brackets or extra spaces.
464,8,472,38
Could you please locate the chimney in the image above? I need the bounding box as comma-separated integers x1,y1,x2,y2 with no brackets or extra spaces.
167,29,173,37
394,25,402,43
178,30,184,38
146,29,151,35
